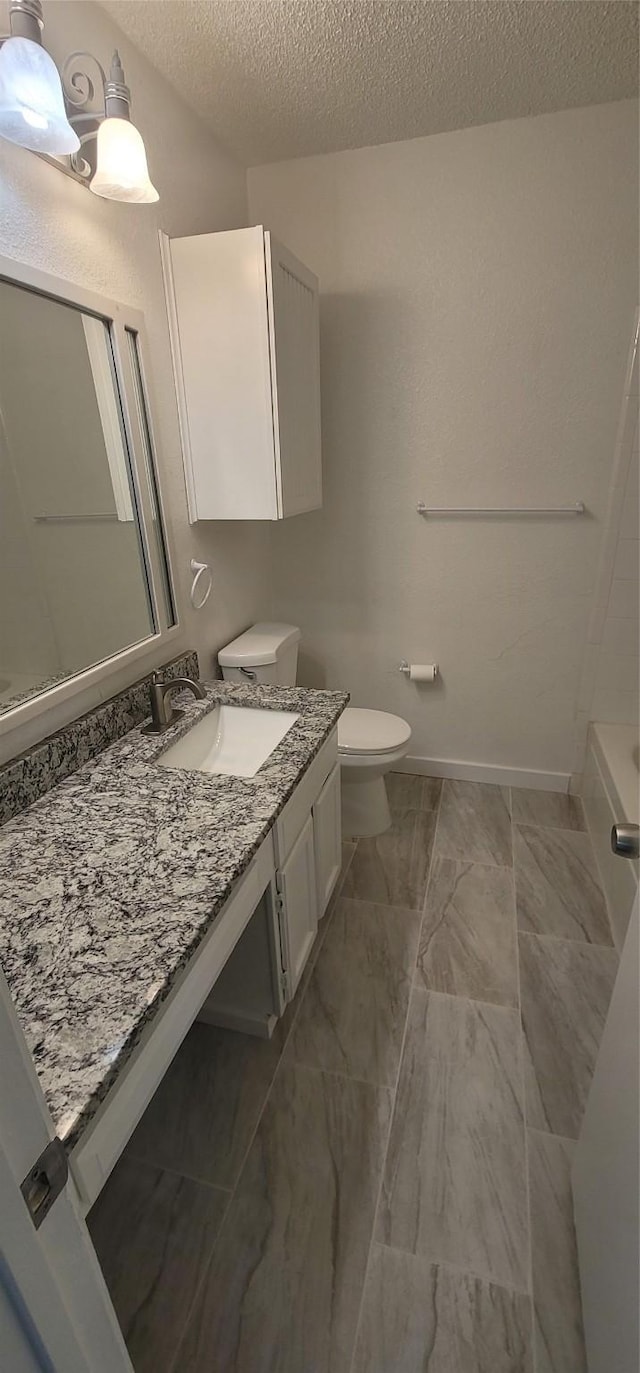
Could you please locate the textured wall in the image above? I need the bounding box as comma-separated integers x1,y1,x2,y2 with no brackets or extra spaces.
0,0,271,761
249,101,639,780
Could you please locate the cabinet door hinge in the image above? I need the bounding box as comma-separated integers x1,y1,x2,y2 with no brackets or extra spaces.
21,1136,68,1230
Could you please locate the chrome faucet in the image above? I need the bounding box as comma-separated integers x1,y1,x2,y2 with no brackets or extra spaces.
143,672,206,734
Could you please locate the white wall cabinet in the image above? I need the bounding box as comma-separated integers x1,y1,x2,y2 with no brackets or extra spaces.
162,226,322,522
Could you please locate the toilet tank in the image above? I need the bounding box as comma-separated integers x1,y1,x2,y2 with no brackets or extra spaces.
218,623,301,686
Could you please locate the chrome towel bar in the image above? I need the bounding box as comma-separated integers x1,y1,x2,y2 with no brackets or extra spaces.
416,501,585,517
34,513,119,523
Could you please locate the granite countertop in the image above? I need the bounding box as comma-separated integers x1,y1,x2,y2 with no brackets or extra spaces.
0,682,348,1153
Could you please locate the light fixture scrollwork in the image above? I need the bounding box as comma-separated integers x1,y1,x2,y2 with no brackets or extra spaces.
60,50,108,180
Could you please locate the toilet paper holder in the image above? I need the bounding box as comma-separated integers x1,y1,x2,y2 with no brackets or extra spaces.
399,661,439,680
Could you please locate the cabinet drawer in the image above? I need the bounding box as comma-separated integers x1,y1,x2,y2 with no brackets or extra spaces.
275,729,338,863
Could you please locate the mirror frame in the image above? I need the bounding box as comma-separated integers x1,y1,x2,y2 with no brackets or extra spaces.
0,252,183,740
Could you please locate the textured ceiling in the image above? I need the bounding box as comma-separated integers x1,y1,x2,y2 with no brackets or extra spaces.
100,0,639,166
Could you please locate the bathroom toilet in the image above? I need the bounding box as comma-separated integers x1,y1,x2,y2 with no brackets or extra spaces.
218,623,412,838
218,622,302,686
337,706,412,837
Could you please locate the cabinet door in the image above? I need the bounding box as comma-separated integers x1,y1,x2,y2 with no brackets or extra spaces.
313,763,342,917
278,814,318,997
163,227,278,521
265,233,322,518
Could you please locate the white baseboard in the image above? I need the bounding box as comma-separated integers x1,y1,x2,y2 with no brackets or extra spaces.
394,754,570,793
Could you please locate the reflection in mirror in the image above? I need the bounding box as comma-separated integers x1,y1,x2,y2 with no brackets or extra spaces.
0,280,165,715
127,327,177,630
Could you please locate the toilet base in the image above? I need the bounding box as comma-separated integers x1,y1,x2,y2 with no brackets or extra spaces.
341,774,392,839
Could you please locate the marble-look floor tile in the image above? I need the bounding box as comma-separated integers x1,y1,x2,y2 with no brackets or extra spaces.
519,933,618,1138
343,807,437,909
528,1130,587,1373
334,840,356,902
128,1019,283,1189
377,989,529,1291
173,1062,392,1373
353,1245,533,1373
514,825,612,945
387,771,443,812
436,781,512,867
290,897,420,1085
417,858,518,1007
511,788,586,832
88,1155,229,1373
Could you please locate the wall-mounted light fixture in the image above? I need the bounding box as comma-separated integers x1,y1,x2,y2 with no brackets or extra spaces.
0,0,158,203
0,0,78,153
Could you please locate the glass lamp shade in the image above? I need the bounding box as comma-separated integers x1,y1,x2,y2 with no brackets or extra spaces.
90,117,158,203
0,36,80,154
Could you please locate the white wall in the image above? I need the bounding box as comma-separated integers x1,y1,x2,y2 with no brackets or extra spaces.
0,0,272,760
576,316,639,757
249,100,639,782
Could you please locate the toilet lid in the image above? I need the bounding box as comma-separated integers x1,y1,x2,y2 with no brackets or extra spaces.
338,708,411,756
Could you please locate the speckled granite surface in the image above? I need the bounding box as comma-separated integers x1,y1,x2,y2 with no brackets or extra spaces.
0,682,348,1152
0,652,199,825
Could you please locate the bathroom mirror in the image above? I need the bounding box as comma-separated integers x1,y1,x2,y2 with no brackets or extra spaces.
0,267,177,720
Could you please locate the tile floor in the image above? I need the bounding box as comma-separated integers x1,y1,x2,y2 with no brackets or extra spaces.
89,776,618,1373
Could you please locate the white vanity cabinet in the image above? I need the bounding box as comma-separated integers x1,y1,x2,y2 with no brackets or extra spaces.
69,731,342,1212
71,834,277,1208
198,729,341,1030
312,764,342,916
276,815,318,997
276,761,342,1001
161,226,322,522
273,730,341,999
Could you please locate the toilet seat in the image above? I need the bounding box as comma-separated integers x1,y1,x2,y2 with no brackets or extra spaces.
338,708,412,757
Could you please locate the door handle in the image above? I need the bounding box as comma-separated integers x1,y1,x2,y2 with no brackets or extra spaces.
611,823,640,860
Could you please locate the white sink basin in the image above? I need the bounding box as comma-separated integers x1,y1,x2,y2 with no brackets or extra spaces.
157,704,300,778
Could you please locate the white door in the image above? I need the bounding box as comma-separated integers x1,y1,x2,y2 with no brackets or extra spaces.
278,815,318,997
313,763,342,917
572,892,639,1373
265,233,322,518
0,969,132,1372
